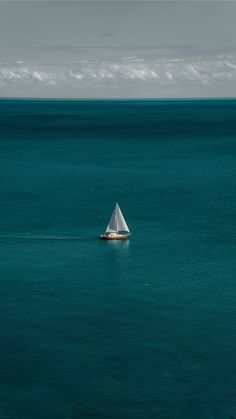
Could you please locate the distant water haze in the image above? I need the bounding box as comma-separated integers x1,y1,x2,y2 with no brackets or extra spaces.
0,1,236,98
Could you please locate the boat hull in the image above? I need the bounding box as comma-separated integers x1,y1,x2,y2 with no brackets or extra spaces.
100,234,129,240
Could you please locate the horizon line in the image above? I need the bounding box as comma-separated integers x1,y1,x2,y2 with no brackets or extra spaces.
1,97,236,102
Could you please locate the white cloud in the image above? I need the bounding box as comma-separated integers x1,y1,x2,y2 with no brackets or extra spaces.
166,71,173,80
225,61,236,71
122,56,145,63
32,71,46,82
0,66,59,88
74,74,83,80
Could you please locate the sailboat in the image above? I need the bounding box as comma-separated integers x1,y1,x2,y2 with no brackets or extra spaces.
100,202,130,240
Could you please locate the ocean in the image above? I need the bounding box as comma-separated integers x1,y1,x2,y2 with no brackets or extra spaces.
0,99,235,418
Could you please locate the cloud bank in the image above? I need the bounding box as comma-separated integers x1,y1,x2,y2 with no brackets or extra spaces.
1,53,236,98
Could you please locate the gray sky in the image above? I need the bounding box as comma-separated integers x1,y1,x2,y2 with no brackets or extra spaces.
0,1,236,98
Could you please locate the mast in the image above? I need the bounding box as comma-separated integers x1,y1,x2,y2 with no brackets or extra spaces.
115,202,118,232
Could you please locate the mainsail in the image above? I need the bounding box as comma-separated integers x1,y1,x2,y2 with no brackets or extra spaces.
105,203,130,234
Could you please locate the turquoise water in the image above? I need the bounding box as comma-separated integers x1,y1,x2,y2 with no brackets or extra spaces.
0,99,235,418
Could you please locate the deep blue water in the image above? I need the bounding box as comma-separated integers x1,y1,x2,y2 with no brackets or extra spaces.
0,99,235,418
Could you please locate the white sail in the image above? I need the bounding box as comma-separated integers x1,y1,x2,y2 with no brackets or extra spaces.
105,203,130,234
116,203,130,232
105,207,117,233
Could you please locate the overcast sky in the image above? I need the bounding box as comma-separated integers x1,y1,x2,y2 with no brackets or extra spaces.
0,1,236,98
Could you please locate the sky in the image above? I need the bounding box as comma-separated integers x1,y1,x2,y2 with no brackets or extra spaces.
0,1,236,98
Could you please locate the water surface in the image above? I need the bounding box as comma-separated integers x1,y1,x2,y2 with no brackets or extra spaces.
0,99,236,418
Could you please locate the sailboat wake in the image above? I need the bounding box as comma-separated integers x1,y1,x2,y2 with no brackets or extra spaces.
0,235,98,242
